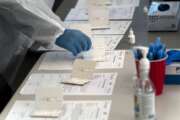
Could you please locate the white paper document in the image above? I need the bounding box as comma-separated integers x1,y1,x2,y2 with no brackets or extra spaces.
38,50,125,70
92,35,123,50
75,0,112,9
88,0,112,7
30,86,64,117
20,72,118,95
97,50,125,69
64,20,130,36
65,6,135,21
110,6,135,20
6,100,112,120
75,0,139,9
75,0,87,8
112,0,140,7
65,8,87,21
88,7,110,29
92,21,132,35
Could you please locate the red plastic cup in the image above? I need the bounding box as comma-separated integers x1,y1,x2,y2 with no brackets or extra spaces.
149,56,167,96
135,56,167,96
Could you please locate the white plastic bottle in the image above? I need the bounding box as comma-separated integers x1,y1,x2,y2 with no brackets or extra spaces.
129,28,136,45
134,50,156,120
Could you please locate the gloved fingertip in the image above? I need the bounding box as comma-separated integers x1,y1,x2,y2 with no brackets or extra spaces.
55,39,60,46
87,39,92,50
73,51,78,56
76,46,83,55
80,34,91,51
82,40,88,51
69,46,78,56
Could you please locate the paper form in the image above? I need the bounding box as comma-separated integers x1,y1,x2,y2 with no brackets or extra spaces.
88,6,110,29
6,100,111,120
112,0,140,7
38,50,125,70
96,50,125,69
75,0,87,8
92,21,132,35
39,51,75,70
92,35,123,50
20,73,118,95
75,0,139,9
65,8,88,21
88,0,112,7
110,6,135,20
64,20,130,36
65,6,135,21
75,0,112,9
30,101,62,118
31,85,63,117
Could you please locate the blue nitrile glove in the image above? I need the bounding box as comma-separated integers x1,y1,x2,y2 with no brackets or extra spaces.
158,43,166,59
166,50,180,65
154,37,162,59
147,37,166,60
157,48,166,59
56,29,92,56
147,51,154,60
148,43,156,59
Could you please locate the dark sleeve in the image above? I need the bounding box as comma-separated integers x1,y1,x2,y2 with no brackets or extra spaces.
0,4,33,91
53,0,64,12
0,74,12,113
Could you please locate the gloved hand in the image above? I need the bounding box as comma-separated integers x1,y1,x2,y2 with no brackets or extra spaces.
55,29,92,56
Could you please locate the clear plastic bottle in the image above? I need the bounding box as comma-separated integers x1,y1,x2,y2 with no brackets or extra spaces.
133,76,142,120
134,50,156,120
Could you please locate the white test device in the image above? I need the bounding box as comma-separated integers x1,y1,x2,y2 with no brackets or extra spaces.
148,2,180,31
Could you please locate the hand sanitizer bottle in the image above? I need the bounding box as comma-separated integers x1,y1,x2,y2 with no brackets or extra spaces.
134,50,156,120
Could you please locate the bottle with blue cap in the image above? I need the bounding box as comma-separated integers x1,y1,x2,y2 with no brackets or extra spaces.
134,49,156,120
